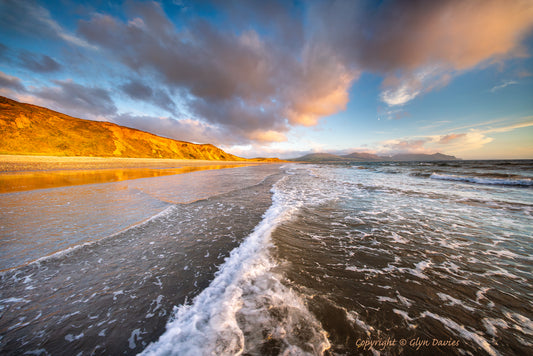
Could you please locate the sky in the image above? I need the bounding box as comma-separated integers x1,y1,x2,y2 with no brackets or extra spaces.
1,0,533,159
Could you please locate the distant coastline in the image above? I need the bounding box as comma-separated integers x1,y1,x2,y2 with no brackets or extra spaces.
290,152,460,162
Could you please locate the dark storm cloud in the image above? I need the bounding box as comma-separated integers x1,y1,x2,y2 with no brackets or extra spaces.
34,80,117,118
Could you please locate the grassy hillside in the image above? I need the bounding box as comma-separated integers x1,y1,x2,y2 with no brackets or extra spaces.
0,96,248,161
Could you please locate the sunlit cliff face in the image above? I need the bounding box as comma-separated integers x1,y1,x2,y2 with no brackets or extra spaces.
0,97,245,161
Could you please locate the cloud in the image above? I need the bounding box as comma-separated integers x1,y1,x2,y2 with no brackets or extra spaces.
0,45,62,74
483,119,533,133
381,138,430,154
433,131,494,153
376,132,492,156
313,0,533,106
33,79,117,119
120,79,177,115
0,0,94,49
378,119,533,157
380,84,420,107
112,113,228,145
121,80,152,99
0,71,25,91
5,0,532,151
19,52,61,73
438,133,467,144
249,130,287,143
76,1,356,145
490,80,518,93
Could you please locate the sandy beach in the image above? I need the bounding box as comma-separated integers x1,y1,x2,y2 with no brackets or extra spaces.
0,155,272,193
0,154,266,172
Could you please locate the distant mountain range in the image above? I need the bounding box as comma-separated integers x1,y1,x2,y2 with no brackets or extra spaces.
0,96,281,162
291,152,459,162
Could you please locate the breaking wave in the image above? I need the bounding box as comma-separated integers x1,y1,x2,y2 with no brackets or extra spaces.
141,175,330,356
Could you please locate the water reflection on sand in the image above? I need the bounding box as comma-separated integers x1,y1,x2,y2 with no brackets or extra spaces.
0,164,252,194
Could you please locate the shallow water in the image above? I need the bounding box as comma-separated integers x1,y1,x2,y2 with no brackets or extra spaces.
1,161,531,355
0,164,253,194
0,165,281,354
270,162,532,355
0,165,267,271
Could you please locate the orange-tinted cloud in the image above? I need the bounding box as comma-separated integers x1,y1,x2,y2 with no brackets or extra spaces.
315,0,533,106
4,0,532,147
76,2,358,144
438,133,467,144
381,138,430,154
285,66,356,126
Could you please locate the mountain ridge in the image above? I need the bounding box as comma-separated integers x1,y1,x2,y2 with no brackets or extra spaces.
0,96,281,161
291,151,460,162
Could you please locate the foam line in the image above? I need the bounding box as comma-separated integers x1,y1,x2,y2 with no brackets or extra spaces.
141,176,330,356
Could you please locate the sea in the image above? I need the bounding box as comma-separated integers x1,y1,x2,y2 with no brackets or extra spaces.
0,160,532,355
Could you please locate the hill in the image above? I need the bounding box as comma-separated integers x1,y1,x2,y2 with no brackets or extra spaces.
340,152,381,161
291,153,349,162
386,153,458,161
0,96,252,161
291,151,459,162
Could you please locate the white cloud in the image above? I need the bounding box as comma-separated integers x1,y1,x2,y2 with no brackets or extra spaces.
490,80,518,93
380,84,420,107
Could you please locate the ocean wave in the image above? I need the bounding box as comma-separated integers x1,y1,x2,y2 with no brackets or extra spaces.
430,173,532,186
140,174,330,356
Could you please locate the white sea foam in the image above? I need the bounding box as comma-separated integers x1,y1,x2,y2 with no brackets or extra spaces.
482,318,509,337
503,312,533,336
436,292,475,311
393,309,417,328
408,260,432,279
377,296,397,303
65,332,84,342
430,173,532,186
346,310,375,336
140,175,330,356
389,231,409,244
129,329,143,349
421,311,500,356
0,297,30,304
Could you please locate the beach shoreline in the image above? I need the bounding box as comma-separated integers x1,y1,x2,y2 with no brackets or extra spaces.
0,155,280,193
0,154,274,172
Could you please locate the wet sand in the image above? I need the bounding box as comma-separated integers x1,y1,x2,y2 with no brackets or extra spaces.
0,155,268,193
